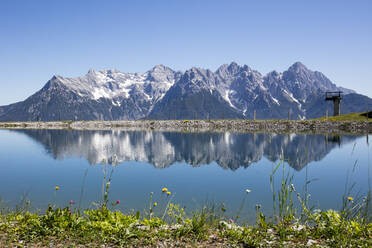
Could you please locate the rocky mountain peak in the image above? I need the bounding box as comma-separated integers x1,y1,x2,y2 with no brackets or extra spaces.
146,64,175,82
104,69,120,74
287,61,308,73
49,75,67,85
151,64,170,71
216,62,242,76
87,68,96,75
41,75,66,91
266,70,280,78
283,61,318,86
227,61,240,72
51,75,63,80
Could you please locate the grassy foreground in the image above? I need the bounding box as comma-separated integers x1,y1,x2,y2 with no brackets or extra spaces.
0,205,371,247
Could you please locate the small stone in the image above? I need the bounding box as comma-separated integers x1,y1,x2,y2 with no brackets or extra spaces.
171,224,182,230
159,225,169,230
307,239,317,246
265,240,274,245
137,225,150,231
292,224,305,231
219,220,243,230
130,222,150,231
209,234,217,240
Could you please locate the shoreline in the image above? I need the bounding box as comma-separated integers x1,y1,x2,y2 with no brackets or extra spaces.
0,119,372,134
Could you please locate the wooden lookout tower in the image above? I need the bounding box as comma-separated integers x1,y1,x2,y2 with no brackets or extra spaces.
325,91,342,116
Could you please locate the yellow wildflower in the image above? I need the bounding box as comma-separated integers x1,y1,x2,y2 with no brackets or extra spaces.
162,187,168,192
167,191,171,195
55,186,60,190
347,196,354,201
154,202,158,207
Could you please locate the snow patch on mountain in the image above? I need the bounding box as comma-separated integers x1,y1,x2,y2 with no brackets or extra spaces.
271,96,280,105
283,89,300,104
223,90,236,109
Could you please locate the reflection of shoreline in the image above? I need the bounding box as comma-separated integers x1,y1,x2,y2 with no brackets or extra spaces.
13,130,362,171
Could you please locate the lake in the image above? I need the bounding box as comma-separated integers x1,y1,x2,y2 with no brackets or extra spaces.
0,129,370,223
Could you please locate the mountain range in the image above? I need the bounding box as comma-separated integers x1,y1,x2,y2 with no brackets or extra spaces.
1,62,372,121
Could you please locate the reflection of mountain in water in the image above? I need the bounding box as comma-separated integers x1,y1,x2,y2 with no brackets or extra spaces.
15,130,362,170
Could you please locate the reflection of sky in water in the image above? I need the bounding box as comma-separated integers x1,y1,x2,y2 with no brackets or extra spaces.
0,129,370,223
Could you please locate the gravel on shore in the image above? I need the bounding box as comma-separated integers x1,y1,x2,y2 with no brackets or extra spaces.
1,119,372,134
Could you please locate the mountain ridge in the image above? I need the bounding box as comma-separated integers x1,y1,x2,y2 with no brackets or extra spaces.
1,62,371,122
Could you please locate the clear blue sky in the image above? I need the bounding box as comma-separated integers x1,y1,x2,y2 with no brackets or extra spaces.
0,0,371,105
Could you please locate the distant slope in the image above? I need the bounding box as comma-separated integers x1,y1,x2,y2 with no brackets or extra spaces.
304,93,372,118
314,111,372,121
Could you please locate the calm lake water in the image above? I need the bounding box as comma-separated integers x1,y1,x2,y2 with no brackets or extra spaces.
0,129,370,223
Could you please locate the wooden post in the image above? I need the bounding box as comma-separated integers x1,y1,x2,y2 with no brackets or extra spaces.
288,110,290,120
326,109,328,120
254,110,256,120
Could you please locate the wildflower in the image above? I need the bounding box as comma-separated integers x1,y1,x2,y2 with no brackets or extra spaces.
167,191,171,195
68,210,72,214
229,218,234,223
255,204,261,211
55,186,60,190
154,202,158,207
347,196,354,201
69,200,74,205
162,187,168,192
290,184,296,191
116,200,120,204
221,203,226,212
246,189,251,193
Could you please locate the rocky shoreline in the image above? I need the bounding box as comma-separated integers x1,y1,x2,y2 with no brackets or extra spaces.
0,119,372,134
